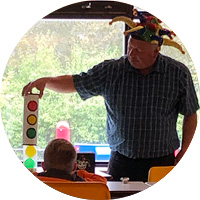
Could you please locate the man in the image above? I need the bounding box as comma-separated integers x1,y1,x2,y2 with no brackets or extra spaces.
22,26,199,182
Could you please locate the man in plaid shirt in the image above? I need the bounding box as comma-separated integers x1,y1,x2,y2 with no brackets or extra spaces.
22,34,199,181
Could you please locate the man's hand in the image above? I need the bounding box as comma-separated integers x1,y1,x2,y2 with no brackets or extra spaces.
22,77,48,98
174,149,185,165
22,75,76,98
174,113,197,165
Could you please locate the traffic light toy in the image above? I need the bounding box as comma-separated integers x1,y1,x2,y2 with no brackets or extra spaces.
23,94,39,171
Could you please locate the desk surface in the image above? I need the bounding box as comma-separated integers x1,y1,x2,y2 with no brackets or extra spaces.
107,181,150,199
145,182,156,186
95,167,111,179
107,181,149,192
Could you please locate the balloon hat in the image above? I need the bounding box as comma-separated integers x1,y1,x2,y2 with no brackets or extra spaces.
109,9,185,54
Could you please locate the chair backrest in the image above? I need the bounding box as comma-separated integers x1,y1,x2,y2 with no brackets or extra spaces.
44,181,111,200
148,166,174,182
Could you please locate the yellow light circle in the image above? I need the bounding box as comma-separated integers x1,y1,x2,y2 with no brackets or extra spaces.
27,114,37,125
25,146,36,157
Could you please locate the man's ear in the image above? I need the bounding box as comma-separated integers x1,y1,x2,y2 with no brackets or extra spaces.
153,46,160,58
156,46,161,52
73,162,77,171
41,161,46,171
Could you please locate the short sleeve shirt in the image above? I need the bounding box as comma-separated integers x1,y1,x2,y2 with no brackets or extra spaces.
73,54,199,159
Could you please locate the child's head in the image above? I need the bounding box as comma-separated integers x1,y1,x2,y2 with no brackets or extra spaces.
43,139,77,173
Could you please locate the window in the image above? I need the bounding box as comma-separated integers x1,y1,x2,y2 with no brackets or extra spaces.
1,1,132,163
0,1,199,163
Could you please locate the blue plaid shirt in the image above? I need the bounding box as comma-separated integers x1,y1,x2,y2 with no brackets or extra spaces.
73,54,199,159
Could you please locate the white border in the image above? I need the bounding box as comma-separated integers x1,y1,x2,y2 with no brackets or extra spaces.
0,0,200,200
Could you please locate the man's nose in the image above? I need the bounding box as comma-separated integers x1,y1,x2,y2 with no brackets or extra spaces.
129,48,138,55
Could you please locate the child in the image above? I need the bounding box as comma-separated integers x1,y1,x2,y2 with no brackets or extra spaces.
35,139,107,183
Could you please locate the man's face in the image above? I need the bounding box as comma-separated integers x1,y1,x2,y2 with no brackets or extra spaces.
127,37,159,70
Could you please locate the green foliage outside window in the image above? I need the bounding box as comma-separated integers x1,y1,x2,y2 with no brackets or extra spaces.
0,20,123,150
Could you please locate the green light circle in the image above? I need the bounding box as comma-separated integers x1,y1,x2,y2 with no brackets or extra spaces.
24,158,35,169
26,128,36,139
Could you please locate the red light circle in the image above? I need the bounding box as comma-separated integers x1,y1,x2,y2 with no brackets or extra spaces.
27,101,37,111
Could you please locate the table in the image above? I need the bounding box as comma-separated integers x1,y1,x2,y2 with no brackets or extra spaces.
107,181,150,199
95,167,112,180
145,182,156,186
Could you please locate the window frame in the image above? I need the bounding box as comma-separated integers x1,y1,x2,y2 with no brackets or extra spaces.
43,1,134,54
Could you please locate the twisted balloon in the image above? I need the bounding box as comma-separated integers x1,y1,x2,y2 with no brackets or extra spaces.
109,9,185,54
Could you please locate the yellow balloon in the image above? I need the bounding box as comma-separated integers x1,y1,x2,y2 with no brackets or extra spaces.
25,146,36,157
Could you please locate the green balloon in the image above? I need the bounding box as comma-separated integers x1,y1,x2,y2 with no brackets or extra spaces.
24,158,35,169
